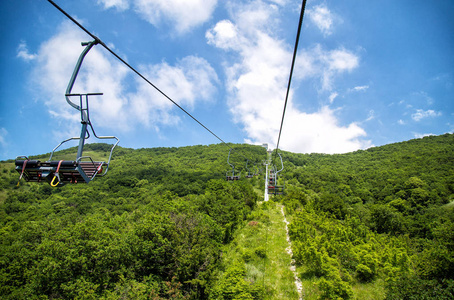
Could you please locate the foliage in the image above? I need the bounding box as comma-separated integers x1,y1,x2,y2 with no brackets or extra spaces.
1,133,453,299
283,134,454,299
0,143,263,299
210,261,261,300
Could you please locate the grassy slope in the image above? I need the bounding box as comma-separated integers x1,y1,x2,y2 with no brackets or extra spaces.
219,199,299,299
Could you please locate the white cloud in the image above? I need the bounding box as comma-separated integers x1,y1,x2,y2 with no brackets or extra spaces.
365,110,375,122
295,44,359,90
307,4,335,36
17,41,37,61
31,21,218,142
207,1,369,154
133,0,218,34
129,56,218,127
0,128,8,158
206,20,241,50
414,132,435,139
269,0,286,5
411,109,441,122
97,0,129,10
329,92,338,104
398,119,405,125
350,85,369,92
279,106,371,153
0,128,7,148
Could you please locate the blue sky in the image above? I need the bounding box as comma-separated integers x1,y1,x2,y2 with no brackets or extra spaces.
1,0,453,160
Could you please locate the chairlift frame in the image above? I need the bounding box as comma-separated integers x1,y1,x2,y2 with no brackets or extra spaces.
226,148,240,181
245,159,254,178
16,40,119,186
268,152,285,195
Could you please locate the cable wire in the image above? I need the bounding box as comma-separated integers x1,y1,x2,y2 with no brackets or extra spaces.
274,0,307,156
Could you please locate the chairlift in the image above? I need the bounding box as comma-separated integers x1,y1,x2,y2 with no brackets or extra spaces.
253,165,260,176
245,159,253,178
268,152,285,195
226,148,240,181
16,40,119,187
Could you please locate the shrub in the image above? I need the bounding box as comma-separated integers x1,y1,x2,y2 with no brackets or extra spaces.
356,264,374,282
317,277,353,300
254,247,266,259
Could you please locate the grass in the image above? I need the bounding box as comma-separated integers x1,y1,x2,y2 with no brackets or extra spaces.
352,279,386,300
294,261,387,300
220,200,299,299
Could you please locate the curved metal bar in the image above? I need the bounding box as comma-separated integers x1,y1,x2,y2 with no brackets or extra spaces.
275,152,284,174
48,132,90,161
274,152,284,180
227,148,235,176
65,40,98,111
86,132,119,177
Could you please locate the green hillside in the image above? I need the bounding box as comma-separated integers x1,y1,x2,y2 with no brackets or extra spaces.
0,134,453,299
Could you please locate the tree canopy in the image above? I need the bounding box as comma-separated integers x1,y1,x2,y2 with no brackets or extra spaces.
1,134,453,299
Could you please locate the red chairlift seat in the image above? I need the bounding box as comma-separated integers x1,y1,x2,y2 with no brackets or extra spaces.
15,157,106,186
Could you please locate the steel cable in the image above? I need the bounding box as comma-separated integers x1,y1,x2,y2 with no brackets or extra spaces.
274,0,307,158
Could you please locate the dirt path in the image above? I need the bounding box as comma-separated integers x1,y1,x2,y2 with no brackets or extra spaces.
281,205,303,300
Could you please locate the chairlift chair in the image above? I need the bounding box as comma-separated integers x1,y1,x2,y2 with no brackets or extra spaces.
267,152,285,195
245,159,253,178
226,148,240,181
16,40,119,187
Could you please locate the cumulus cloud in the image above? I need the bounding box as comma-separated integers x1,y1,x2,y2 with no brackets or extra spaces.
206,1,369,154
129,56,218,127
307,4,336,36
17,41,37,61
96,0,218,33
279,106,371,153
97,0,129,10
31,21,218,142
133,0,218,33
411,109,441,122
295,44,359,90
206,20,241,50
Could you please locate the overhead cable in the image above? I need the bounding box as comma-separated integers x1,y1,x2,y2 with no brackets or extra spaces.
274,0,307,156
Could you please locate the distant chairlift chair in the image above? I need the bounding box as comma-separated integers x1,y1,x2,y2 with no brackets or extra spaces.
268,152,285,195
16,40,119,187
245,160,254,178
226,148,240,181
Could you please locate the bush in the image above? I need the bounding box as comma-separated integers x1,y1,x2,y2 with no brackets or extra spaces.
317,277,353,300
385,275,454,300
356,264,374,282
254,247,266,259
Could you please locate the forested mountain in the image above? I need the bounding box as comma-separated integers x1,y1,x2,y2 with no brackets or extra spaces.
282,133,454,299
0,134,453,299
